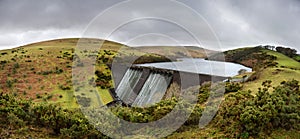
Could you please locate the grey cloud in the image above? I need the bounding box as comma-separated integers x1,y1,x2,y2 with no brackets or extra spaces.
181,0,300,50
0,0,122,30
0,0,299,52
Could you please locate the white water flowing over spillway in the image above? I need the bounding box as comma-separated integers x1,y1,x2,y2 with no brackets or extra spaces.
132,72,172,107
115,69,143,103
115,68,172,107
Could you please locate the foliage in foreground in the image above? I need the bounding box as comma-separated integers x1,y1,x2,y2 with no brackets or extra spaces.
0,93,106,138
0,80,299,138
0,93,202,138
215,80,300,138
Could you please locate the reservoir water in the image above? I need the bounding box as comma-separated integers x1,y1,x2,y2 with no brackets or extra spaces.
135,58,252,77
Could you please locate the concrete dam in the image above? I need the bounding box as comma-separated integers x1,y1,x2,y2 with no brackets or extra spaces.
109,58,252,107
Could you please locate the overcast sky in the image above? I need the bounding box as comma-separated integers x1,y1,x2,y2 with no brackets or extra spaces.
0,0,299,52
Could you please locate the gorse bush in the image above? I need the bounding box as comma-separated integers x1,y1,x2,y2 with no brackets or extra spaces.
0,93,105,138
1,80,299,138
225,82,243,93
6,80,13,88
241,80,300,133
0,91,205,138
110,97,203,125
215,79,300,138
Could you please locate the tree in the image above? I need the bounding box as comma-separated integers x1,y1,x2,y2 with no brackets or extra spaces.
276,46,297,57
263,45,271,50
270,46,275,51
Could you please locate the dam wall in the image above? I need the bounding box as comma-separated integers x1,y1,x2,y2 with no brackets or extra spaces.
109,65,227,106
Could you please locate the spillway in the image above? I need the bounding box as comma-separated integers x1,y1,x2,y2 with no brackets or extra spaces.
115,68,143,104
132,72,172,107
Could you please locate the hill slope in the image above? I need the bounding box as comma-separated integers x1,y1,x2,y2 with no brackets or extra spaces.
0,38,212,108
209,46,300,94
243,49,300,94
0,41,299,138
0,38,125,107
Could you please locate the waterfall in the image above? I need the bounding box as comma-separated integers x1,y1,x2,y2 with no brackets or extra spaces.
115,68,143,104
132,72,172,107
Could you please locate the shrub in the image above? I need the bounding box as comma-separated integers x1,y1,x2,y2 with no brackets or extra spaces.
95,70,112,89
59,85,71,90
38,70,53,75
225,82,242,93
6,80,13,88
7,112,25,128
13,63,20,68
55,67,63,74
1,52,8,55
215,80,300,137
0,93,106,138
36,94,42,99
0,60,7,64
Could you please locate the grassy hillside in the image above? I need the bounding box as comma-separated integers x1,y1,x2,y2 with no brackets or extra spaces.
0,38,212,108
0,41,299,138
264,49,300,69
242,49,300,94
0,38,125,108
209,46,300,94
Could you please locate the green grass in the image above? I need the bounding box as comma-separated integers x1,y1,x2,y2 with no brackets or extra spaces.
293,55,300,61
50,88,113,109
241,49,300,94
243,68,300,94
263,49,300,69
98,89,113,104
51,89,78,108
